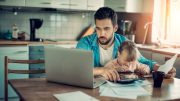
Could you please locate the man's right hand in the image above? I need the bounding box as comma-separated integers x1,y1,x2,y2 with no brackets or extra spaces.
93,67,120,82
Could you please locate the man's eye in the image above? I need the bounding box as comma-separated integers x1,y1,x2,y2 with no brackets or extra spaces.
104,28,110,30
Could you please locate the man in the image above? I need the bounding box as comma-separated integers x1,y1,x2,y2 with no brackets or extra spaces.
76,7,176,81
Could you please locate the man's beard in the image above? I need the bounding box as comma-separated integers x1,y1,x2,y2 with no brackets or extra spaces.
98,36,113,45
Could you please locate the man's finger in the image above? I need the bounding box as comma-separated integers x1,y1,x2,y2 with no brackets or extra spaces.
113,69,120,81
111,70,118,82
106,72,113,81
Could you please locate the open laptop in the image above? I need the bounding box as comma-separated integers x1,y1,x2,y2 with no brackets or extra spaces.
44,46,105,88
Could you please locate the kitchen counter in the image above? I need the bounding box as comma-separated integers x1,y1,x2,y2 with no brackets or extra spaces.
1,40,179,56
137,44,180,57
0,40,77,46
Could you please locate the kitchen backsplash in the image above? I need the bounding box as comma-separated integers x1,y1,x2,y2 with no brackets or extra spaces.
0,10,94,41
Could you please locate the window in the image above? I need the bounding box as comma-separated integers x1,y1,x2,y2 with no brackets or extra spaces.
152,0,180,45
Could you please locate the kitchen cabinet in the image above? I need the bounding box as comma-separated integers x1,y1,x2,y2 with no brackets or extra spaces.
29,45,45,78
87,0,104,11
26,0,87,10
0,46,28,100
70,0,87,10
152,53,167,65
28,43,77,78
142,0,154,13
174,58,180,78
26,0,70,9
26,0,104,10
105,0,152,13
139,49,153,60
0,0,25,6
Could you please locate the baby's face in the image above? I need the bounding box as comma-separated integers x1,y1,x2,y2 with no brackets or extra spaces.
118,51,136,66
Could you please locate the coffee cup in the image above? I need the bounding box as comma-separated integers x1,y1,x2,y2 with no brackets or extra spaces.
152,71,165,88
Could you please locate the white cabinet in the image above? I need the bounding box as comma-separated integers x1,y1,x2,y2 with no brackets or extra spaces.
174,57,180,78
26,0,104,10
26,0,52,8
0,0,25,6
55,0,70,9
106,0,154,13
26,0,70,9
0,46,29,100
105,0,125,12
142,0,154,13
87,0,104,11
70,0,87,10
105,0,146,13
26,0,56,8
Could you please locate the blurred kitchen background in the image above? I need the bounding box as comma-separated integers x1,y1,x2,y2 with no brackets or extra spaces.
0,0,153,43
1,0,180,101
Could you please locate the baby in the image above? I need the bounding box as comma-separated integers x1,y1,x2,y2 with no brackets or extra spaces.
105,40,150,76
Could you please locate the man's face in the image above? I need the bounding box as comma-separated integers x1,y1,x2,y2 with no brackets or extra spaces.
95,18,118,45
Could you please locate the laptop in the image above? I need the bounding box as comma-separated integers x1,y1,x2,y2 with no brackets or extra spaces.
44,46,105,88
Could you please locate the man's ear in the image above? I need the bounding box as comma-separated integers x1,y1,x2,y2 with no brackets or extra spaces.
114,24,118,32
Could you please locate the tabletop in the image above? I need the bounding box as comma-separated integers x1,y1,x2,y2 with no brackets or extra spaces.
9,78,180,101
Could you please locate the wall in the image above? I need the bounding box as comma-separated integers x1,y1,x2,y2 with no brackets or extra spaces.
0,10,94,41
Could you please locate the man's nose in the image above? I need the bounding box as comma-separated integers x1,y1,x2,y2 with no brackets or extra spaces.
100,30,106,36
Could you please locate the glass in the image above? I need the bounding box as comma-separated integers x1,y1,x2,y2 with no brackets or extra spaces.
152,71,165,88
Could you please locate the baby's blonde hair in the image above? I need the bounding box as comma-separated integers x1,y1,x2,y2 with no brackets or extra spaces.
118,41,137,62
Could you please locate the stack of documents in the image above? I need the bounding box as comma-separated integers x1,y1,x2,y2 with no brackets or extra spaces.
54,91,99,101
99,80,151,99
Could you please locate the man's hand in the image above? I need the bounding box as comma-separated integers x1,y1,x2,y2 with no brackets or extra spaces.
153,64,176,79
93,67,120,82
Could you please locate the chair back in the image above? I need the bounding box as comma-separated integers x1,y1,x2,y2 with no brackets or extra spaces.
4,56,45,101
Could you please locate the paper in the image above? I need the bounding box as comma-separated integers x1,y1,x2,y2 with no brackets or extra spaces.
158,54,177,74
54,91,99,101
99,80,151,99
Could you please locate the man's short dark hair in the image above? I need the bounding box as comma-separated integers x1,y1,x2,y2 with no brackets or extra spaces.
94,7,117,26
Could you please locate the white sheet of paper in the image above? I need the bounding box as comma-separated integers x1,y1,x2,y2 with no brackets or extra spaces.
54,91,99,101
158,54,177,74
99,81,151,99
100,84,137,99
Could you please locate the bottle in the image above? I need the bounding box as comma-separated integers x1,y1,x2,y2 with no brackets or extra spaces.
12,24,19,39
4,30,12,40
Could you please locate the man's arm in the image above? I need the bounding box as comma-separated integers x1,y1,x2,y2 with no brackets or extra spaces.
93,67,120,81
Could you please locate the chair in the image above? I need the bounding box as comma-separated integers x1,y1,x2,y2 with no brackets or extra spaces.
4,56,45,101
